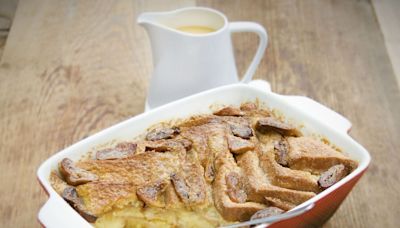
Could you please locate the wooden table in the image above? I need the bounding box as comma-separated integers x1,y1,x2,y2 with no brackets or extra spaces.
0,0,399,227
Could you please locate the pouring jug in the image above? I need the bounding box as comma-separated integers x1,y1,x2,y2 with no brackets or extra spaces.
138,7,268,109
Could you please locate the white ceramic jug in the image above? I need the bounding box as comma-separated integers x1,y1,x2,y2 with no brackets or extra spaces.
138,7,268,109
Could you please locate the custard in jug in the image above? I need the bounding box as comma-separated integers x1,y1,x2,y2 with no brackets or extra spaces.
177,25,216,34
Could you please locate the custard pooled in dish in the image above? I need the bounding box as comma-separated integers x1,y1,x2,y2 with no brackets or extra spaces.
50,102,358,227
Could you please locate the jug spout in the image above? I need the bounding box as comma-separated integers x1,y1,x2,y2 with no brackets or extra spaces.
137,12,175,41
137,12,161,27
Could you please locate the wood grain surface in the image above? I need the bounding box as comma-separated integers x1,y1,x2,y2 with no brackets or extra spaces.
0,0,399,227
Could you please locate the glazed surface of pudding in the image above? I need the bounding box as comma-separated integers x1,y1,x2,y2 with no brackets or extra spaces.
50,102,358,227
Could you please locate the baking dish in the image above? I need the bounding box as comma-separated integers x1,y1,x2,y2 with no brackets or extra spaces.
37,80,370,228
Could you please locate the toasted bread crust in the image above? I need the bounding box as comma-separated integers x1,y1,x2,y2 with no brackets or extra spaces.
51,103,358,224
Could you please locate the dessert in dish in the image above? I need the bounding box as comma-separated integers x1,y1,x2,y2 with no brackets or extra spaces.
50,102,358,227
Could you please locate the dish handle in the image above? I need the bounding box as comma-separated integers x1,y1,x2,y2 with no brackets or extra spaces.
38,195,92,228
247,80,352,134
283,95,351,133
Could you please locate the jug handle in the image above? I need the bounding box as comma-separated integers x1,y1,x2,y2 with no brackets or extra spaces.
229,22,268,83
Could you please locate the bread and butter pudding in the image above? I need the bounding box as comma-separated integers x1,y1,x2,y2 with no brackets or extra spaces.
50,102,358,227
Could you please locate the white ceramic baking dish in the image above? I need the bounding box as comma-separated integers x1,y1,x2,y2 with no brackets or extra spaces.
37,80,370,228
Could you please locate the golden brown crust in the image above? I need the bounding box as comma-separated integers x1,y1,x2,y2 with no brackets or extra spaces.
171,162,207,207
264,197,296,211
256,117,300,136
287,137,358,174
164,182,183,209
213,164,266,221
77,151,181,185
63,187,98,223
237,150,316,207
146,127,180,141
49,171,69,195
51,102,358,224
240,102,258,112
227,135,255,154
76,182,137,216
136,179,169,207
95,142,136,160
230,123,253,139
214,106,245,117
225,171,247,203
59,158,98,186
